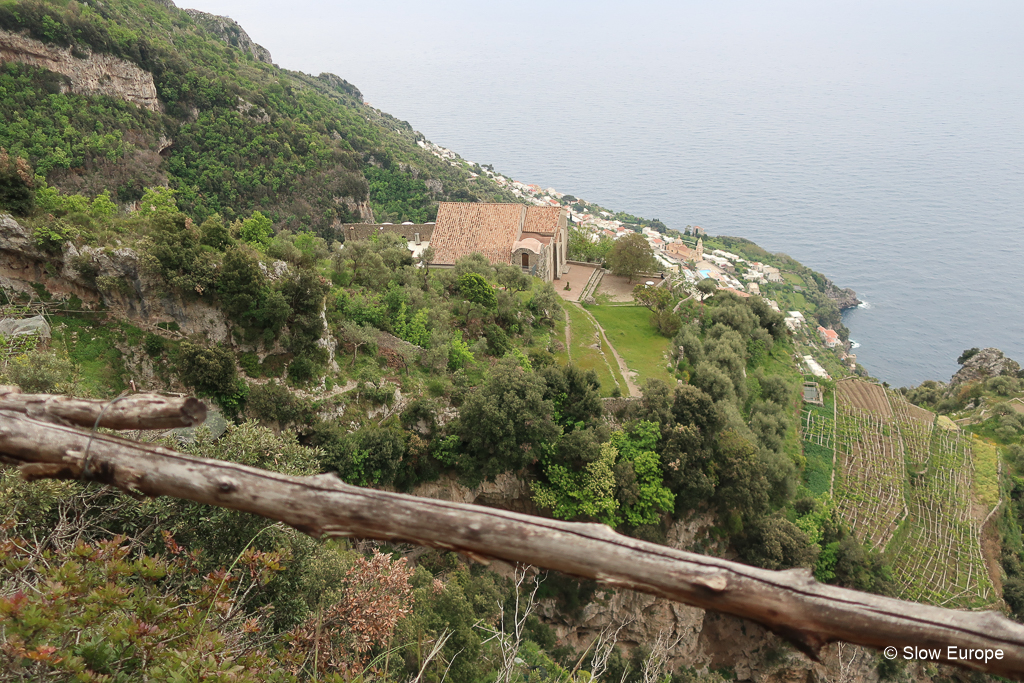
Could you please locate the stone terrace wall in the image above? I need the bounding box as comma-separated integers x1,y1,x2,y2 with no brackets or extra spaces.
341,223,433,242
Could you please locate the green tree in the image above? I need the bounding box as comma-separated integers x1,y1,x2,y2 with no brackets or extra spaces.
567,224,613,263
139,186,179,215
177,341,237,397
737,513,818,570
457,357,561,478
0,148,34,216
695,278,718,302
608,421,675,527
146,212,218,296
339,321,378,367
89,190,117,220
342,240,391,290
540,364,603,429
495,261,531,293
447,330,474,370
533,442,619,524
457,272,497,308
199,213,231,249
606,232,656,283
240,210,274,250
632,283,672,311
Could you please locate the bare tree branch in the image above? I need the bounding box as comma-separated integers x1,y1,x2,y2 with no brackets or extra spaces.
1,406,1023,677
0,387,206,430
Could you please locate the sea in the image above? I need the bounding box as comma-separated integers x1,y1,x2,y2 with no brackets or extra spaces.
194,0,1024,388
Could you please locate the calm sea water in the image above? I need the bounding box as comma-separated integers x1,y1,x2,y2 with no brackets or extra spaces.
193,1,1024,387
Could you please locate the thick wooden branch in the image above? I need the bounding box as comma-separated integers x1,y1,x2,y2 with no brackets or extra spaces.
0,387,206,430
1,408,1023,677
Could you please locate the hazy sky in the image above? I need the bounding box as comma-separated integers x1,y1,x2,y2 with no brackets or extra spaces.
181,0,1024,119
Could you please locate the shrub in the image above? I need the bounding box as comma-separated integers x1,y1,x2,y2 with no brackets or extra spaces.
32,218,77,252
177,341,237,397
485,322,511,357
287,355,320,385
457,272,496,308
247,380,313,428
240,211,273,249
311,423,408,486
143,333,165,357
448,331,473,371
1,349,77,394
239,351,260,376
0,147,34,215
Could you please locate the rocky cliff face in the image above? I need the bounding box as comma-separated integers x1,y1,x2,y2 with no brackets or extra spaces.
184,9,273,64
0,214,228,342
951,348,1021,386
822,278,861,310
0,30,162,112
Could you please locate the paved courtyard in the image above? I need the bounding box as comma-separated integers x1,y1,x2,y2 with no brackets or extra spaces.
556,263,600,302
595,273,668,302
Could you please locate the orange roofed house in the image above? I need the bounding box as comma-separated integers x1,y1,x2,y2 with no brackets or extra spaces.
817,326,840,348
427,202,568,282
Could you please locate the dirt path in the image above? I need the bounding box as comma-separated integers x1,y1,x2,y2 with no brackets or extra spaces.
563,308,572,356
574,303,639,397
562,303,626,396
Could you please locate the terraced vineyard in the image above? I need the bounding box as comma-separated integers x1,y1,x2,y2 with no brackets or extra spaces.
832,405,905,550
887,429,994,606
802,378,996,607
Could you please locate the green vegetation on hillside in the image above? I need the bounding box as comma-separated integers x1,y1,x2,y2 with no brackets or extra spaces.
0,0,520,234
0,1,1020,679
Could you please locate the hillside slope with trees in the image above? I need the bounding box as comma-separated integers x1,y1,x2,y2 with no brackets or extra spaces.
0,1,1019,682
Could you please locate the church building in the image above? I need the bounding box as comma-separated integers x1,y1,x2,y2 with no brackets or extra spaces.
426,202,568,282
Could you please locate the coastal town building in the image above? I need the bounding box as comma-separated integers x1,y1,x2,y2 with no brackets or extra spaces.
784,310,804,331
427,202,568,282
666,242,697,261
803,355,831,380
817,326,840,348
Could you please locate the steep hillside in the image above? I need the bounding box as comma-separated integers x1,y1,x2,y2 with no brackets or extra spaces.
0,0,518,232
0,2,1016,682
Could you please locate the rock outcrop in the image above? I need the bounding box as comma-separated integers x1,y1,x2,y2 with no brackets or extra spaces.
411,472,536,516
822,278,861,310
317,72,364,102
950,347,1021,386
0,30,162,112
184,9,273,64
0,214,229,342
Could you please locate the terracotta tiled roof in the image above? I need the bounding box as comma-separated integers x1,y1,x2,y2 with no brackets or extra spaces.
430,203,526,265
523,206,562,235
667,243,695,259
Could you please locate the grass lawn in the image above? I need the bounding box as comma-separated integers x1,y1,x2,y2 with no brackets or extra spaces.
801,395,835,495
782,272,806,287
971,436,1000,508
560,301,621,396
582,304,674,387
803,441,833,496
51,316,130,397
